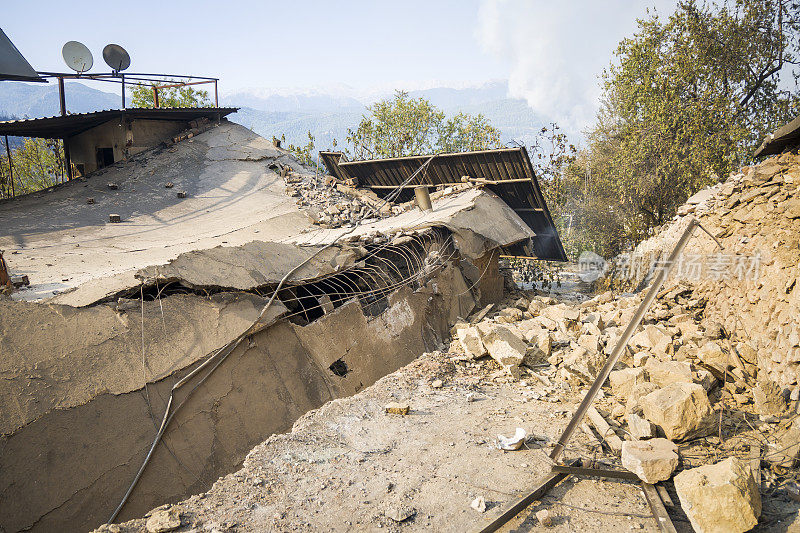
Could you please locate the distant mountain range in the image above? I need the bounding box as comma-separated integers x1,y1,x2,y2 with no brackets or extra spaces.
0,80,547,152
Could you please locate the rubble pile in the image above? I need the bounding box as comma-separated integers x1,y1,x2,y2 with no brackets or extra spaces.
283,169,375,229
604,151,800,400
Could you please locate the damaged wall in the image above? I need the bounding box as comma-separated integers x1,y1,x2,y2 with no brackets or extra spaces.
0,261,473,533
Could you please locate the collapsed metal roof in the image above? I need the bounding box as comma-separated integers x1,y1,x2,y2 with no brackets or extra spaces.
0,29,44,83
754,114,800,157
0,107,237,138
320,148,568,261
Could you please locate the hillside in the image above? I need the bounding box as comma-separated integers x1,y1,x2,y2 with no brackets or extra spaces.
0,81,546,152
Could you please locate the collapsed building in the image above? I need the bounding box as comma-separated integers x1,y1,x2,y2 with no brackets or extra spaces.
0,114,566,532
89,117,800,533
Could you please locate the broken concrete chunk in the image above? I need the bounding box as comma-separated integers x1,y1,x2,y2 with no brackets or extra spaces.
644,359,693,387
633,351,650,367
609,367,648,399
641,382,714,441
479,324,528,375
457,326,487,359
621,438,678,483
626,412,656,440
145,508,182,533
385,402,410,415
674,457,761,533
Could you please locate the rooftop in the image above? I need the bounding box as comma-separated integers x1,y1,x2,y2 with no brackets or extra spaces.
0,107,238,138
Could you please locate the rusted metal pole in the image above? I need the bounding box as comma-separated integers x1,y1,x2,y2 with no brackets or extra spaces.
549,218,700,462
58,76,66,116
4,135,13,198
63,138,73,181
214,80,218,107
152,86,159,108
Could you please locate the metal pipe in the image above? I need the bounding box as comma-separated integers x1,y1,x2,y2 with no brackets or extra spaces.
121,74,125,109
414,185,432,211
58,76,66,116
214,80,219,107
549,218,700,462
152,87,159,108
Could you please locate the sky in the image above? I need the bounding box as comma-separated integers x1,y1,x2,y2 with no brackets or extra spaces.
5,0,678,133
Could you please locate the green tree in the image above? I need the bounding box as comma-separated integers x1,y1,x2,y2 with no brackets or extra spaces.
345,91,501,159
586,0,800,232
0,138,65,198
130,79,212,108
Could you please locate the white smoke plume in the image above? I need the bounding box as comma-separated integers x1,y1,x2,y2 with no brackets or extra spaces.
476,0,677,140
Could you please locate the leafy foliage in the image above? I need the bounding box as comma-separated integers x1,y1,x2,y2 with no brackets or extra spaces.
130,79,212,108
550,0,800,258
345,91,501,159
0,138,65,198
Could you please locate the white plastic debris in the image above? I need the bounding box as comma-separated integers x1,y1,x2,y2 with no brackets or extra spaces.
497,427,527,450
471,496,487,513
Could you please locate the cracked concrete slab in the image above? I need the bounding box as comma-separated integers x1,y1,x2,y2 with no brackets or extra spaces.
0,120,311,305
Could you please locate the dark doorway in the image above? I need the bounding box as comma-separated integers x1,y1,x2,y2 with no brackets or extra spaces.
96,147,114,169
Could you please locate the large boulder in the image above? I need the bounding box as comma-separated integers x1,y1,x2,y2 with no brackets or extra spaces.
478,324,527,375
621,438,678,483
674,457,761,533
641,382,714,441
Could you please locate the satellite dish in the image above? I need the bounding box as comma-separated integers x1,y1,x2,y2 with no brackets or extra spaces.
102,44,130,72
62,41,93,73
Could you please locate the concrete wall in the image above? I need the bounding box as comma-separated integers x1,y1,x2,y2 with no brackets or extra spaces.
0,264,471,533
68,119,188,175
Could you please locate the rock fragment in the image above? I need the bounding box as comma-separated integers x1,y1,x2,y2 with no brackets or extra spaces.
626,412,656,440
457,326,487,359
609,367,648,399
479,324,528,376
674,457,761,533
641,382,714,441
385,402,410,415
145,508,182,533
621,438,678,483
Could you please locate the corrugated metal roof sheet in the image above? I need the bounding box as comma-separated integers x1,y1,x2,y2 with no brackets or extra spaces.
320,148,567,261
0,28,44,83
0,107,238,138
754,114,800,157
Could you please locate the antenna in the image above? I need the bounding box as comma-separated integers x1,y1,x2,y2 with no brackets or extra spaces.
102,44,130,73
62,41,93,73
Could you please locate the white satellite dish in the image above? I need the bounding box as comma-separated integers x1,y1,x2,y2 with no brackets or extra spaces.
102,44,130,72
62,41,93,73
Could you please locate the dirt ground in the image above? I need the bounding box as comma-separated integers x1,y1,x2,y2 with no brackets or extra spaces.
108,299,800,533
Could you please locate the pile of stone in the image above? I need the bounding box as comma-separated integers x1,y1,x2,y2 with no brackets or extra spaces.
603,151,800,402
283,170,375,229
448,279,797,532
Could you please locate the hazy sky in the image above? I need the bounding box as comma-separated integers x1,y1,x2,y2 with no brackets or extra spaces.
5,0,677,132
